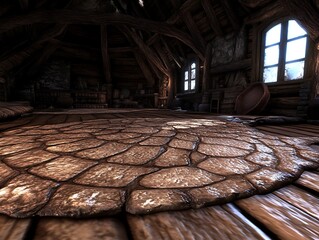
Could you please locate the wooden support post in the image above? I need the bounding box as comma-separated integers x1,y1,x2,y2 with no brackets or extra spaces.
101,25,112,102
182,11,206,53
101,25,112,84
220,0,241,31
201,0,223,36
202,43,212,92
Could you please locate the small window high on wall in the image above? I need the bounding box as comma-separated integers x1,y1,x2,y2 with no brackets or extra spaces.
183,61,197,92
262,19,308,83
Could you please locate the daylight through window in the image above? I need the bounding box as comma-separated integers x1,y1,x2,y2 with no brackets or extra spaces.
262,20,308,83
184,62,197,92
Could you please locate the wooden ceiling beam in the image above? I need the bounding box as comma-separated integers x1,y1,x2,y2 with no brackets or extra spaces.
25,40,59,76
133,50,157,85
161,37,182,68
238,0,272,8
280,0,319,43
220,0,241,31
245,1,283,24
119,26,169,76
0,10,204,60
18,0,28,11
0,24,67,77
181,11,206,53
201,0,223,36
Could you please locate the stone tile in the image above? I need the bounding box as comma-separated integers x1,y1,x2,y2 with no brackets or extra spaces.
153,130,176,137
245,152,278,167
38,184,125,217
197,144,250,157
0,142,41,155
29,156,97,182
139,137,170,146
47,139,104,153
96,132,141,141
246,168,294,193
117,136,148,144
39,133,91,141
0,163,17,185
140,167,224,188
123,127,159,134
190,152,207,164
198,157,259,175
189,177,256,208
108,146,162,165
0,174,57,217
0,136,36,146
64,128,102,134
201,137,254,151
255,143,274,154
274,146,318,174
299,149,319,162
127,189,190,214
76,142,130,160
259,138,286,146
169,139,196,150
93,129,120,136
154,148,190,167
4,150,59,168
17,129,59,135
175,133,199,142
45,138,86,146
74,163,157,187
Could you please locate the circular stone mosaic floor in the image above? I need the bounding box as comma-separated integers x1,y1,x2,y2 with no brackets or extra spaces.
0,118,319,217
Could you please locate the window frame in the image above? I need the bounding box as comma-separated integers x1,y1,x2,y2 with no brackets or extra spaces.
260,18,310,84
182,57,199,93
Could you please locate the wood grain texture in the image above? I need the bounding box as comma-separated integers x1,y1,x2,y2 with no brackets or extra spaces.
33,218,128,240
127,206,270,240
236,193,319,239
0,214,31,240
0,10,204,60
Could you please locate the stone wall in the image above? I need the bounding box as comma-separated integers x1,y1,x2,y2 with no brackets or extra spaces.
37,60,70,90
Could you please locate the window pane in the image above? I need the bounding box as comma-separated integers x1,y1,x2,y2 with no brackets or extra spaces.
191,63,196,69
263,67,278,83
286,37,307,61
184,81,189,91
184,71,188,80
191,80,196,90
191,69,196,79
288,20,307,40
285,61,304,80
264,45,279,66
265,24,281,46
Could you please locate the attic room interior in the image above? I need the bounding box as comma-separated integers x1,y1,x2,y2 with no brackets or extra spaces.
0,0,319,239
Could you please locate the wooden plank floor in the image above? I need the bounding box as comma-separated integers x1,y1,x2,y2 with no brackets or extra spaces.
0,110,319,240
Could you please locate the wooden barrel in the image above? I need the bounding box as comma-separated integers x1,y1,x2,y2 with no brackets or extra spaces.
235,83,270,115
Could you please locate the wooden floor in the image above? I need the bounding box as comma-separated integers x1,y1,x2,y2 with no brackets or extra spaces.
1,110,319,240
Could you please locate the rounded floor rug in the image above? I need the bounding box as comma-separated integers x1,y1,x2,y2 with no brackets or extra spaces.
0,118,318,217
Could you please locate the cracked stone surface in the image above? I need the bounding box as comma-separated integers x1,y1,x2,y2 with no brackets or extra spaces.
0,116,318,217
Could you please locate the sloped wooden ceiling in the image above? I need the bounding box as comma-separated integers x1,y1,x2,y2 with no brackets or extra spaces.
0,0,319,106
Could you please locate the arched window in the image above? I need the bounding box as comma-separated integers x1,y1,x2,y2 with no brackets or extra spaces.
262,19,308,83
183,61,197,92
